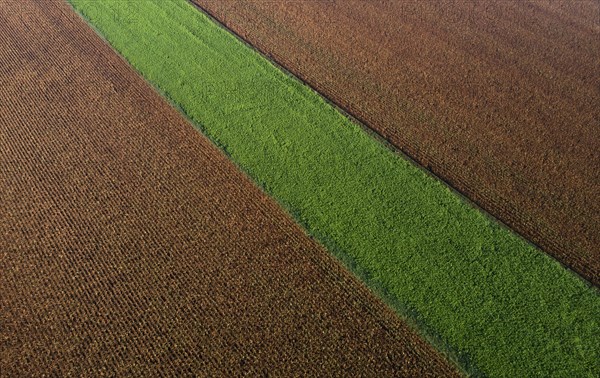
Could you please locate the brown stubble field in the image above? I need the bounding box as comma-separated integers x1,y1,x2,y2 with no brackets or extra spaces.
194,0,600,285
0,1,459,376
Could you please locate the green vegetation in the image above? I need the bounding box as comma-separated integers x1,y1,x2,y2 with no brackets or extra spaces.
69,0,599,376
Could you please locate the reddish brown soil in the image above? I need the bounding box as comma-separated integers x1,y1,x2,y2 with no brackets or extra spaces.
193,0,600,285
0,1,459,376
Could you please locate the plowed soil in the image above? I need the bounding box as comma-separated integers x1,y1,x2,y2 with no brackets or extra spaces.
193,0,600,285
0,1,459,376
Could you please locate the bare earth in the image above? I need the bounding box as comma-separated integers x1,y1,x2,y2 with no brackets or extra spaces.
0,1,459,376
194,0,600,285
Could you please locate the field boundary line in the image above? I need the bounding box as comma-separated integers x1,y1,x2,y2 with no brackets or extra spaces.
187,0,596,289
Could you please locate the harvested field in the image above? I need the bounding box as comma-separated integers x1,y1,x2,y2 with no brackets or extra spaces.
68,1,600,377
0,1,461,376
193,0,600,285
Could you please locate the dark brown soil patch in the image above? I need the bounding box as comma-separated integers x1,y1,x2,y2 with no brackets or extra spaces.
193,0,600,285
0,1,458,376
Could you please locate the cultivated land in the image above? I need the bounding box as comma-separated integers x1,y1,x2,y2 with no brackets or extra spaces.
193,0,600,285
68,0,600,376
0,1,460,376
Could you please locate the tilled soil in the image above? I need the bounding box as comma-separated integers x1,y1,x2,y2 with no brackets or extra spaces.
0,1,459,376
193,0,600,285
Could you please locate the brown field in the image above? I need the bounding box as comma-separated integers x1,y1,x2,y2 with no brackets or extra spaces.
0,1,459,376
194,0,600,285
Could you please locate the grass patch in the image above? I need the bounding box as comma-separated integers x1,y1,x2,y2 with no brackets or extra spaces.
69,0,599,376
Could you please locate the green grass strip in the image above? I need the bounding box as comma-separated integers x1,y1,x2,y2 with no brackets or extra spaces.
68,0,599,376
